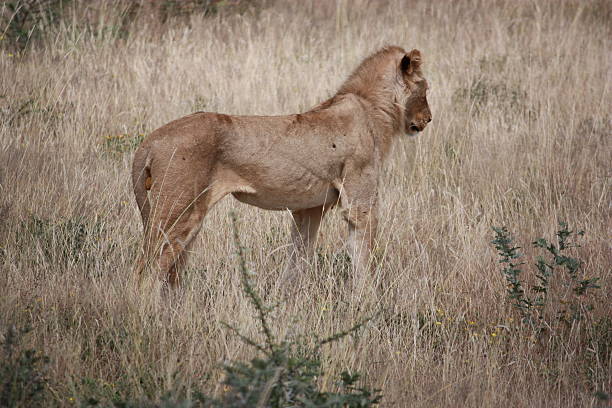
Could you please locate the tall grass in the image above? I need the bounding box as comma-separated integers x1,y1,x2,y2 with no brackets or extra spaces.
0,0,610,406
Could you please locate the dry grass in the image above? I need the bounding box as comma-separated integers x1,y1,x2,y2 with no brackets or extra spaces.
0,0,610,406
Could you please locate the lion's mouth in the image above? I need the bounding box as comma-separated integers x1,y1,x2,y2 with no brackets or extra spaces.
404,124,422,136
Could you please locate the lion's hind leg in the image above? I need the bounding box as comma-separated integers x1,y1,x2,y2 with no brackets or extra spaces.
141,166,215,288
144,178,235,288
155,202,207,287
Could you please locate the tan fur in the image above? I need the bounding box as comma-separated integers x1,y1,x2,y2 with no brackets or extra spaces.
132,46,431,287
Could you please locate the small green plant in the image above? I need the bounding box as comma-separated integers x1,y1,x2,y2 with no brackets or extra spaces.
103,132,145,155
594,391,610,407
1,0,66,51
201,212,381,407
453,78,528,114
492,222,600,328
158,0,258,21
577,116,611,140
0,96,64,126
585,316,612,397
0,325,50,407
19,215,104,267
191,95,208,112
316,250,352,282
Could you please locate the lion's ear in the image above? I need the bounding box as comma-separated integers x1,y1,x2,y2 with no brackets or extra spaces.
400,49,422,75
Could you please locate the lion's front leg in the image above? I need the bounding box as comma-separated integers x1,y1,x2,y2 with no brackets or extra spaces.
336,164,379,290
344,203,378,288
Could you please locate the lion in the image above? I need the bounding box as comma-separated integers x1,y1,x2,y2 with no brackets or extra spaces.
132,45,432,287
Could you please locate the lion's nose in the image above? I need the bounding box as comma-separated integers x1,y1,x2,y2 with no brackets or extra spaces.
426,117,432,123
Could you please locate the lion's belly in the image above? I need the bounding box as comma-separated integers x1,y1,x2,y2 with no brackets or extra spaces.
226,145,343,211
232,182,338,211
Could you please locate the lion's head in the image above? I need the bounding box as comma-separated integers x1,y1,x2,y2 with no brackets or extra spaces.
398,49,432,136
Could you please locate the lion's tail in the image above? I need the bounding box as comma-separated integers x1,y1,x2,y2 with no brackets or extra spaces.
132,145,153,282
132,145,152,231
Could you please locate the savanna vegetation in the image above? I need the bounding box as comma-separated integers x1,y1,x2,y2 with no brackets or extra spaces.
0,0,610,406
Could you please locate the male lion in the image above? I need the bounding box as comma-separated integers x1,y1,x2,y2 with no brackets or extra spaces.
132,45,431,287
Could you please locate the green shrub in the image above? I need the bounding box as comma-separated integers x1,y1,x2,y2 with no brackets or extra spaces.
453,78,528,114
491,222,600,329
1,0,66,50
0,325,50,407
18,215,104,267
200,212,381,407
